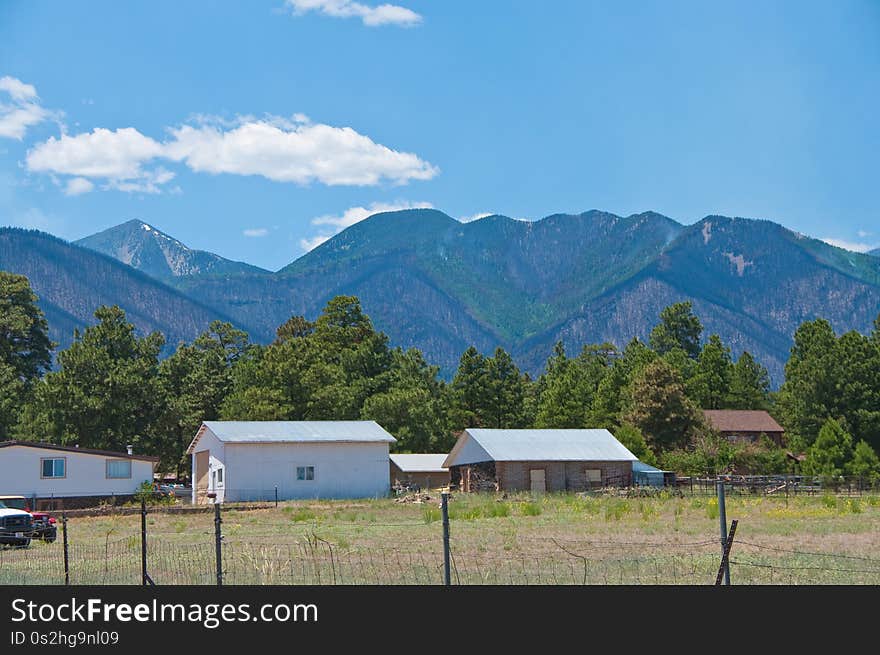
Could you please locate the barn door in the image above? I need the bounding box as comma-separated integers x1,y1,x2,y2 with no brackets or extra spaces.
194,451,209,504
530,469,546,493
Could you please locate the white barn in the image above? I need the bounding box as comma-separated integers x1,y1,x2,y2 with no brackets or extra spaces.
186,421,396,503
0,441,159,506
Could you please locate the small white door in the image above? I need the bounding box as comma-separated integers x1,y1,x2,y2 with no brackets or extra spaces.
530,469,546,493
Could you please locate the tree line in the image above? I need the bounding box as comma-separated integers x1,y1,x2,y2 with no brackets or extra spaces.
1,270,879,481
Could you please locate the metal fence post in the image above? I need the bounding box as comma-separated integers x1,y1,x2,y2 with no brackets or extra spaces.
214,501,223,586
61,515,69,586
717,479,730,585
441,492,451,586
140,499,155,585
714,519,738,586
275,486,278,508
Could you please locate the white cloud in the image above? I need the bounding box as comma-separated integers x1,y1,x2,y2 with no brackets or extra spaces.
25,114,436,194
26,127,165,180
302,200,433,251
299,234,332,251
64,177,94,196
857,230,872,239
459,211,493,223
0,76,37,102
165,118,437,186
285,0,422,27
243,228,269,237
821,237,878,253
0,76,52,140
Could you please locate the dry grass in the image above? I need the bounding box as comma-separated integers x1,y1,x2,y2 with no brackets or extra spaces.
2,491,879,585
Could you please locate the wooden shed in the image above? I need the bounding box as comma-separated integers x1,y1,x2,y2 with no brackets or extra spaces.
442,428,637,492
389,454,450,491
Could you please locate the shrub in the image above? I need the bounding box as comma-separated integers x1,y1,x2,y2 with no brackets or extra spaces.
521,502,542,517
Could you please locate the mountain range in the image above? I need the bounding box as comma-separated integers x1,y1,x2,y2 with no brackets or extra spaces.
3,210,880,384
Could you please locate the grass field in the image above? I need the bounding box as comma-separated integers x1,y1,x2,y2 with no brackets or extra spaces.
2,491,879,585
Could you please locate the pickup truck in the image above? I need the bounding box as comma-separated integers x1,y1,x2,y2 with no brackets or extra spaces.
0,501,33,548
0,496,57,543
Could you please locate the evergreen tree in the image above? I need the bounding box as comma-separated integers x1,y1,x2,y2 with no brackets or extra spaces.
614,423,657,466
776,319,838,447
274,315,315,344
624,358,704,451
0,362,25,438
483,347,527,428
727,351,771,409
535,342,615,428
361,348,453,452
158,321,251,476
591,338,656,427
687,334,733,409
849,440,880,481
451,346,489,428
0,272,54,383
803,418,853,479
649,301,703,359
31,306,164,454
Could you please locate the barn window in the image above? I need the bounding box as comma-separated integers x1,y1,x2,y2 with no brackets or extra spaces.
296,466,315,481
106,459,132,479
41,458,66,479
585,469,602,483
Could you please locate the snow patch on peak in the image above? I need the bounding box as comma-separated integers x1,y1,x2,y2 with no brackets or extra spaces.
702,221,712,245
142,224,152,232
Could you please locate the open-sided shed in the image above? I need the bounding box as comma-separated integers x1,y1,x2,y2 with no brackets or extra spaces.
442,428,637,492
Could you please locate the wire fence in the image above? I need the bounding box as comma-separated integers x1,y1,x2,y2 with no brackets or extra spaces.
2,494,880,585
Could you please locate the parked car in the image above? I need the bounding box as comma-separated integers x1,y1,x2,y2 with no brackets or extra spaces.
0,500,33,548
0,496,57,543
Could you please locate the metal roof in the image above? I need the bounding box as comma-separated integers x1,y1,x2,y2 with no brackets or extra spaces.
0,440,160,462
632,460,665,474
389,454,449,472
201,421,396,443
454,429,637,463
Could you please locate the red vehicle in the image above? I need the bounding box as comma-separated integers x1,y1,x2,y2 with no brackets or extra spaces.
0,496,57,543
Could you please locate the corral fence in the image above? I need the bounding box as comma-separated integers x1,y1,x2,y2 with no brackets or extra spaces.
2,485,879,586
671,474,878,497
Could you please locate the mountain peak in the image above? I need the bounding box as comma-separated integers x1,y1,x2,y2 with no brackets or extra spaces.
76,220,266,279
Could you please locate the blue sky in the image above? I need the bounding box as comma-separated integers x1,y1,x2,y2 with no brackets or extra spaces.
1,0,879,271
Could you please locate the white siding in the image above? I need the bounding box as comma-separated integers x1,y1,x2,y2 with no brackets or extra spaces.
190,427,227,504
0,445,155,498
223,442,391,501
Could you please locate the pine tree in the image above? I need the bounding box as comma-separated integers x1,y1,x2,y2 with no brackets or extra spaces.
624,358,704,451
726,351,771,409
687,334,733,409
649,301,703,359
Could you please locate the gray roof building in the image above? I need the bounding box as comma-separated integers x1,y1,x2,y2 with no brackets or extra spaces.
188,421,395,451
444,428,637,493
389,454,449,473
443,428,637,468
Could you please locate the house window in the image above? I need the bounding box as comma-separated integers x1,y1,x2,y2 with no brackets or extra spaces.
106,459,132,479
296,466,315,481
41,458,66,479
585,469,602,484
217,468,223,484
